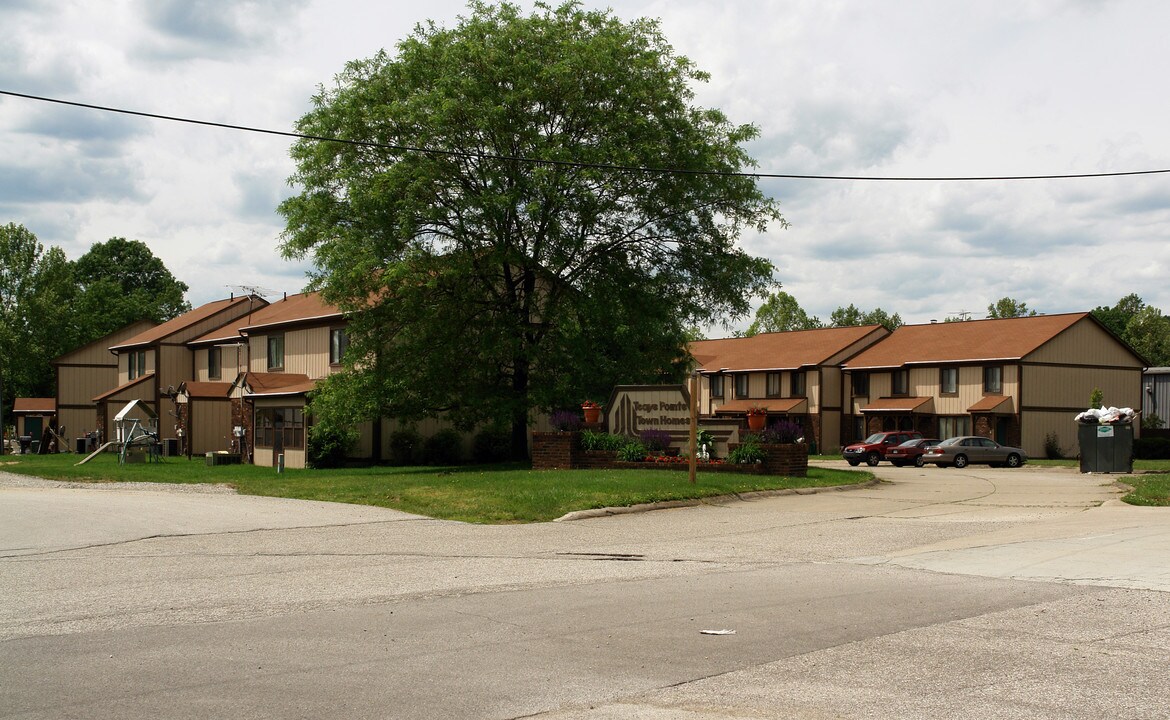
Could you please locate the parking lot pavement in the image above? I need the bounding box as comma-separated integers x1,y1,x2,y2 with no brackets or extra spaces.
1,464,1167,719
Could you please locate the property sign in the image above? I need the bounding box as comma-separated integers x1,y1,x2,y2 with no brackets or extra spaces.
1096,425,1115,438
607,385,691,437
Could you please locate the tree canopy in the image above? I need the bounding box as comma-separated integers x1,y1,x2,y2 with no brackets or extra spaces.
1093,294,1170,366
986,296,1038,319
279,1,784,456
744,290,823,336
829,304,903,332
72,237,191,337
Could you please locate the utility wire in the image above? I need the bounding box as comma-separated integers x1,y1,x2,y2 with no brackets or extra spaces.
4,89,1170,182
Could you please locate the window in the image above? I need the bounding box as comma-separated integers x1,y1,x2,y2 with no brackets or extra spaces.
852,372,869,397
735,373,749,399
892,369,910,396
983,365,1003,394
255,407,305,450
940,367,958,394
208,347,221,380
128,350,147,380
790,371,806,397
938,416,970,438
330,328,348,365
267,334,285,371
709,374,724,398
766,372,782,397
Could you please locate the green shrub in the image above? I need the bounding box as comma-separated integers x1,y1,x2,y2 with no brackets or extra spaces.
1043,432,1064,460
581,430,628,452
423,429,463,465
1134,437,1170,460
617,440,647,462
388,428,422,465
472,426,512,463
306,422,357,469
728,438,765,464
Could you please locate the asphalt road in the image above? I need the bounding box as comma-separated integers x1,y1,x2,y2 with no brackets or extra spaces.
1,463,1167,719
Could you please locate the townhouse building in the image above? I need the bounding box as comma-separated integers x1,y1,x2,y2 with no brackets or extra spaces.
841,313,1146,456
689,325,890,453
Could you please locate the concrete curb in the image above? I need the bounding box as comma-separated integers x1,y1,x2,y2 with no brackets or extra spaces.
554,478,881,522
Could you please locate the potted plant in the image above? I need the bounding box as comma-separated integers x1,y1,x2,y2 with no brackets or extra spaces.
746,405,767,431
581,400,601,424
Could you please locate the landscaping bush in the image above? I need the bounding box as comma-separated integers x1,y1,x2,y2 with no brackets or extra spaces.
617,440,647,462
1043,432,1064,460
472,425,512,463
758,420,803,444
1134,437,1170,460
306,422,357,469
728,437,765,464
638,428,672,453
423,428,463,465
580,430,627,452
388,428,422,465
549,409,582,432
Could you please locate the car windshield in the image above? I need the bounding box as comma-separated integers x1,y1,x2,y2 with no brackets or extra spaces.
939,437,963,446
863,434,885,443
896,439,920,447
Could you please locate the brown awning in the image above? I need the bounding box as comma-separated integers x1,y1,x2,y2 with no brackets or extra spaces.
714,398,809,414
860,396,934,413
12,398,56,414
968,395,1014,413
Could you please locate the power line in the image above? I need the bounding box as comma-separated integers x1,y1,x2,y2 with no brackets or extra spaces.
4,89,1170,182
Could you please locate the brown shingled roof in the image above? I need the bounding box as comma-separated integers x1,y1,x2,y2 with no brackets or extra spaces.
13,398,56,413
690,325,888,372
189,292,343,346
860,397,934,412
714,398,808,414
110,297,258,350
179,382,232,399
233,372,318,397
93,374,154,402
845,313,1089,369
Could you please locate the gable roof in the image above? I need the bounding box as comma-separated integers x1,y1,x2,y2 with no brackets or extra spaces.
52,319,158,365
93,373,155,402
844,313,1093,370
189,292,343,346
110,297,261,351
690,325,888,372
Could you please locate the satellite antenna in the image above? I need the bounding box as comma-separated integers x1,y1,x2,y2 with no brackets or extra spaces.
948,310,972,321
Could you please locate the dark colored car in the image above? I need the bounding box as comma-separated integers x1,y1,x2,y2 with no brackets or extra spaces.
885,438,941,467
923,436,1028,468
842,431,924,466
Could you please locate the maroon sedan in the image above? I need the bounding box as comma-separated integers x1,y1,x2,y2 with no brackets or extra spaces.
884,438,941,467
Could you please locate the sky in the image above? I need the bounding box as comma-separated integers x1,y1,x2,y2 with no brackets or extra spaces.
3,0,1169,333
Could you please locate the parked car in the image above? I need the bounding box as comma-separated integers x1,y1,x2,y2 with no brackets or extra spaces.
884,438,941,467
922,436,1028,468
842,431,924,466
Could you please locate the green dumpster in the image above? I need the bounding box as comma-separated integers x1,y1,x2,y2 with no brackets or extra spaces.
1077,422,1133,473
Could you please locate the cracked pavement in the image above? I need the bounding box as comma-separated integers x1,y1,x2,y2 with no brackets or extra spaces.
1,464,1168,719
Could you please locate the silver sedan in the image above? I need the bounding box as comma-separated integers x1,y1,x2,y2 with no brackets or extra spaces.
923,436,1028,469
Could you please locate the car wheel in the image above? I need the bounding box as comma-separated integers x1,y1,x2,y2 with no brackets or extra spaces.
1006,453,1022,468
866,452,881,467
914,455,925,467
847,460,860,467
953,454,969,469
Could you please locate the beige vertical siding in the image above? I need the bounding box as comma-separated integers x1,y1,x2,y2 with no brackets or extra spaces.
1021,365,1140,411
1028,318,1146,367
820,411,841,453
284,326,332,378
1021,411,1081,459
159,345,193,391
820,367,840,408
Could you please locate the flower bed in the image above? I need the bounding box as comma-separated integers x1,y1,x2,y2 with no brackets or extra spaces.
531,431,806,476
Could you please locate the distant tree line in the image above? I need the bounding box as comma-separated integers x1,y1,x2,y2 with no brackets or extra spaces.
743,289,1170,366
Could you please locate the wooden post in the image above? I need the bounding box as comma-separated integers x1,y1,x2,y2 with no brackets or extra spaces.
689,370,698,484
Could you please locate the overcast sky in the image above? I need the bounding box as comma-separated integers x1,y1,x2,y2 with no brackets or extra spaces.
3,0,1169,331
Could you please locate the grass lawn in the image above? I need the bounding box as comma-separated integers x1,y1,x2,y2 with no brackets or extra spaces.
0,453,868,524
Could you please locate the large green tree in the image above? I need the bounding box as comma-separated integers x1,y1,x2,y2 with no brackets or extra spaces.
72,237,191,339
280,2,783,456
0,224,76,429
986,296,1038,319
1092,294,1170,366
744,290,823,336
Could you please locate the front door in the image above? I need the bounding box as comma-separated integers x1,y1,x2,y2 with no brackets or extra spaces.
995,417,1009,445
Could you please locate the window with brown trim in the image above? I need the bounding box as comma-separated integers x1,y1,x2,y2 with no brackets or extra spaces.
208,347,222,380
939,367,958,395
790,371,806,397
983,365,1003,394
330,327,348,365
766,372,782,397
709,374,724,398
734,373,749,399
852,372,869,397
267,334,285,371
892,369,910,396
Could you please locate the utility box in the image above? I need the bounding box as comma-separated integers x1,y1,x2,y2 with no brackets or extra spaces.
164,438,179,457
1078,423,1134,473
